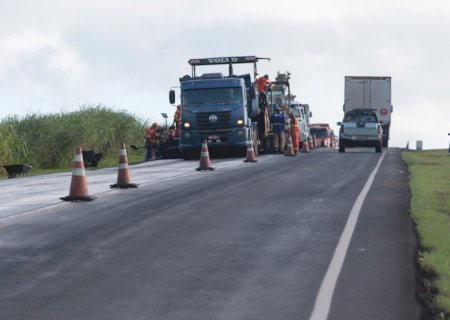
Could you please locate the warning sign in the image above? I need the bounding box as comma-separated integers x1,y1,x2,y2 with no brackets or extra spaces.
379,108,388,116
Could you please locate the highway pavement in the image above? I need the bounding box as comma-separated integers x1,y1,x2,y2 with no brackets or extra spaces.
0,148,422,319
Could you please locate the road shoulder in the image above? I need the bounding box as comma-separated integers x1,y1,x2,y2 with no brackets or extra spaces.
330,149,422,319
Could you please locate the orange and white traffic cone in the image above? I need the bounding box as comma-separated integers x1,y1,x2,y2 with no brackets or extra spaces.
244,140,258,163
110,143,138,189
302,140,310,153
284,135,296,156
60,147,96,201
196,140,214,171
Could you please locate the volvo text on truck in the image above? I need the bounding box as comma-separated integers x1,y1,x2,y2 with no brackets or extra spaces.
343,76,392,147
169,56,271,159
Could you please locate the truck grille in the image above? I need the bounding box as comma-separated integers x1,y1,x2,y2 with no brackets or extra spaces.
196,111,231,131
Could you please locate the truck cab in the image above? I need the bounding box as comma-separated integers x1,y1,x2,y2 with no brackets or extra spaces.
289,102,310,146
309,123,334,147
178,73,250,158
169,56,270,159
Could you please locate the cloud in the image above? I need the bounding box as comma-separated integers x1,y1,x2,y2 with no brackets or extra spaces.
0,31,87,82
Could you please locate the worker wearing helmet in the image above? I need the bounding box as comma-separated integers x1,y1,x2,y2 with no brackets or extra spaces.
289,112,300,154
173,105,181,137
256,74,271,107
144,122,160,161
271,106,286,154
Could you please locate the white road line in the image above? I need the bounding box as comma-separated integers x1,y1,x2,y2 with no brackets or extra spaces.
309,151,386,320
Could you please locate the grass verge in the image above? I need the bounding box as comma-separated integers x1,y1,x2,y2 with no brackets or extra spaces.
402,149,450,319
1,147,148,179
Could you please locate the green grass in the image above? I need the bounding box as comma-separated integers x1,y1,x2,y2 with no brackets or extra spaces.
0,105,151,179
402,149,450,317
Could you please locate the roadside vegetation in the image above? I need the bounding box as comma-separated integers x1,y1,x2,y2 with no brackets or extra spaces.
402,149,450,318
0,105,149,178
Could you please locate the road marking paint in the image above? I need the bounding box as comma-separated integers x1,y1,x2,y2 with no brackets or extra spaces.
309,151,386,320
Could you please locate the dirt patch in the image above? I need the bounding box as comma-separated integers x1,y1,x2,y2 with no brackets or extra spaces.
416,249,449,319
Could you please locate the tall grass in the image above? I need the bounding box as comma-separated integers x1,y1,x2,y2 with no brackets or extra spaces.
402,150,450,317
0,118,28,165
0,105,147,169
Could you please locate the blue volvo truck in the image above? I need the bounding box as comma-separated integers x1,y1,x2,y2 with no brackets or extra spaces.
169,56,270,159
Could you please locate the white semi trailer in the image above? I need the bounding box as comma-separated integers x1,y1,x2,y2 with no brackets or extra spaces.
344,76,392,147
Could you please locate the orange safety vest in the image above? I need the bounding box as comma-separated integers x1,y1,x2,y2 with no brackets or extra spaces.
257,77,270,93
289,117,300,151
173,108,181,137
145,127,159,145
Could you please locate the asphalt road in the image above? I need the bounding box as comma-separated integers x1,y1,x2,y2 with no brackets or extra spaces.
0,148,422,320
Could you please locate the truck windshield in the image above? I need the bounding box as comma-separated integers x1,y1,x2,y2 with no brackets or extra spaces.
289,106,302,118
271,89,285,96
310,129,328,137
182,88,243,106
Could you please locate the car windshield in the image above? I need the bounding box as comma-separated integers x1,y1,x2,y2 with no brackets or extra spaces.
182,87,243,106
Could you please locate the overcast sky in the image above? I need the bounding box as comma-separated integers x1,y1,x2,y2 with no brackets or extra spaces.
1,0,449,149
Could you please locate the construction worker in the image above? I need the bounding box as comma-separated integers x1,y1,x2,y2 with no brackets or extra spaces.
271,106,286,154
173,105,181,137
144,122,160,161
289,112,300,154
256,74,271,107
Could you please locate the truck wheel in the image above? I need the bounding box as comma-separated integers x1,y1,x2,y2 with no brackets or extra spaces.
382,138,388,148
338,139,345,152
182,150,195,160
375,144,382,153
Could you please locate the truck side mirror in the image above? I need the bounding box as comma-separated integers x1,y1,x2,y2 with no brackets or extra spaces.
310,112,312,117
169,90,176,104
337,122,342,126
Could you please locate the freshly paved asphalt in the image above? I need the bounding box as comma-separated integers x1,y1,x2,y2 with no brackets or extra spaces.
0,148,422,319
